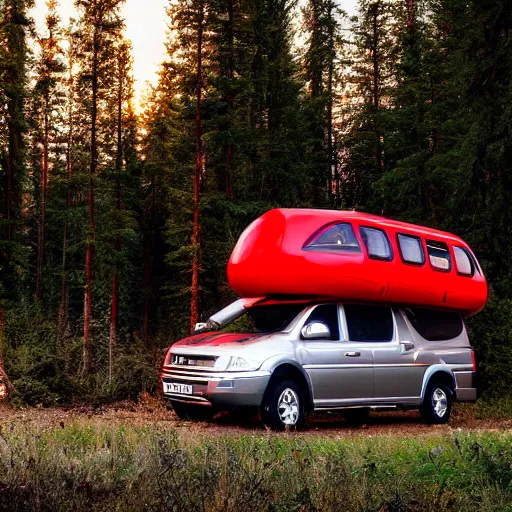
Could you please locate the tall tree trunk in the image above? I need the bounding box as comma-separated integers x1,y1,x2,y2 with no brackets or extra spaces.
309,0,322,98
371,5,383,173
109,272,118,383
142,244,151,346
224,0,234,198
142,174,156,347
5,6,27,242
406,0,415,30
58,59,74,345
84,26,99,374
326,0,335,203
109,56,124,384
306,0,329,204
190,0,204,333
36,99,49,301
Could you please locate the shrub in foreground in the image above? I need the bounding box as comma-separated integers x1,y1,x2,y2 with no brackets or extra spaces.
0,424,512,511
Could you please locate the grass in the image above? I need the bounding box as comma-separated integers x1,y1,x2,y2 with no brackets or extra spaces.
471,397,512,420
1,419,512,511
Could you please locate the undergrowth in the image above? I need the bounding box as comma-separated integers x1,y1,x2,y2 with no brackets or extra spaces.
0,423,512,511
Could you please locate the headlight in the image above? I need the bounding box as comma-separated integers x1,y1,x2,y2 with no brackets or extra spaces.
228,357,261,371
214,356,261,372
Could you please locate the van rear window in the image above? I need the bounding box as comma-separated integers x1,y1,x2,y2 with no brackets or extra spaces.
453,246,474,276
404,308,463,341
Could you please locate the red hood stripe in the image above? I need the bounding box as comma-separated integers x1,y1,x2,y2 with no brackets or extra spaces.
173,332,260,347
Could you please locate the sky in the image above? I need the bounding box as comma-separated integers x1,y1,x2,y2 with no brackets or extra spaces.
32,0,169,108
32,0,357,108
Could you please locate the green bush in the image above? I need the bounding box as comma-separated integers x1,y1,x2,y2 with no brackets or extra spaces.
467,296,512,397
1,303,73,406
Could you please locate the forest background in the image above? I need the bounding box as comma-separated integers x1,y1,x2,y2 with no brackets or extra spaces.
1,0,511,405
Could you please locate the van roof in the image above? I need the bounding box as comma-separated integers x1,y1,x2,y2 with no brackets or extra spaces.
277,208,466,245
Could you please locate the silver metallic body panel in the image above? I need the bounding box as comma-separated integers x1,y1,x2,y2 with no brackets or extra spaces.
162,301,478,411
298,305,374,400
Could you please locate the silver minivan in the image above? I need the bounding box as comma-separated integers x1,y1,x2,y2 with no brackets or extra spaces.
161,299,477,429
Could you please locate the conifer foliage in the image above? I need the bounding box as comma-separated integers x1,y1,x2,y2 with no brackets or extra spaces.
1,0,512,402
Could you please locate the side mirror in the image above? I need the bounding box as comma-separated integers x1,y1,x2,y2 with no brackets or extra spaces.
301,322,331,340
194,322,208,332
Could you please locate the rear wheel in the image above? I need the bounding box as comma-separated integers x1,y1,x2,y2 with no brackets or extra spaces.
420,382,452,424
170,401,215,421
261,380,305,430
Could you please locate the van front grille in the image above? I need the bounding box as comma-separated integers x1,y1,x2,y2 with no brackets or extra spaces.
171,355,216,368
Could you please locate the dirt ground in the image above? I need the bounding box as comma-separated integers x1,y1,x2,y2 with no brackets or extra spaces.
1,398,511,438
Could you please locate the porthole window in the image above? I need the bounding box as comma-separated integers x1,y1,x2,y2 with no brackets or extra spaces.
453,246,474,276
360,227,393,261
426,240,451,272
303,223,361,254
397,233,424,265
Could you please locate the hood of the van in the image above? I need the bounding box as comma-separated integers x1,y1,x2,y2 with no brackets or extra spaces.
170,330,294,362
173,331,264,348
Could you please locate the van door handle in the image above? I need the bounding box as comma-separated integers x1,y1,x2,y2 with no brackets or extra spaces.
400,341,415,352
345,351,361,357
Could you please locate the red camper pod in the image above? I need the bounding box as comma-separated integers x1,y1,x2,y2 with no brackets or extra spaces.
227,209,488,317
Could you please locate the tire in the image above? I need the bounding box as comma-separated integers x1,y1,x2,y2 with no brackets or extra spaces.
343,407,370,424
419,381,452,424
170,401,215,421
261,379,305,430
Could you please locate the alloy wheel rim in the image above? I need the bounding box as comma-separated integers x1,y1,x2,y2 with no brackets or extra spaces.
432,387,448,417
278,388,299,426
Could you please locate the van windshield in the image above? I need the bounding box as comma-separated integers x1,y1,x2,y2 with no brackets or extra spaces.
221,304,306,334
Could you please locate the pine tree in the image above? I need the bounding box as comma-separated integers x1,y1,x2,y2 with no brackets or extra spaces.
107,40,136,382
0,0,33,242
31,0,66,301
75,0,126,373
372,0,471,224
340,0,398,209
155,0,216,334
302,0,344,204
0,0,33,395
191,0,205,332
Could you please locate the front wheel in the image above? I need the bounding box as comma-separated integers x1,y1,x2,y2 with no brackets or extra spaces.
419,382,452,424
261,380,305,430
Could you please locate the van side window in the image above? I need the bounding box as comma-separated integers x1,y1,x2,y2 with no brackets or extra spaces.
344,304,393,342
453,246,473,276
303,223,361,254
307,304,340,340
404,308,463,341
426,240,451,271
397,233,424,265
359,227,393,261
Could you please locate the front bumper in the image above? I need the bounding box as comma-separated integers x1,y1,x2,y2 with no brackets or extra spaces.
161,365,271,407
454,371,477,402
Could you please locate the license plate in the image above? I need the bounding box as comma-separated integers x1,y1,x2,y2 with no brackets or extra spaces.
163,382,193,395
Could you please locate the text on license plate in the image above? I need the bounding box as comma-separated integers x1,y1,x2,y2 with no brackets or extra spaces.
163,382,193,395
